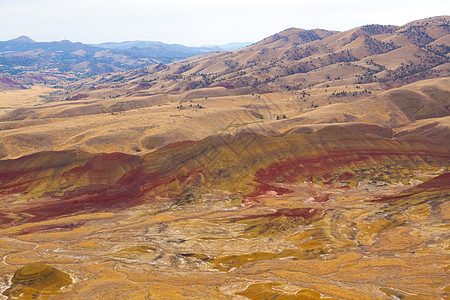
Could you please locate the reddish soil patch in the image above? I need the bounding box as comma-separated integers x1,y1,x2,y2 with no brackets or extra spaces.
16,221,86,235
241,207,324,222
22,184,143,224
248,149,450,198
0,212,14,227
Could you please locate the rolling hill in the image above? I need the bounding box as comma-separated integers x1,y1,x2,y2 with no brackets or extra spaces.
57,16,450,101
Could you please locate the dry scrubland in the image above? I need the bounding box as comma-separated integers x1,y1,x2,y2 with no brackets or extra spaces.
0,16,449,299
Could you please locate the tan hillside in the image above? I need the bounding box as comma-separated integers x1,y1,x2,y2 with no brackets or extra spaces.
0,77,448,159
48,16,449,103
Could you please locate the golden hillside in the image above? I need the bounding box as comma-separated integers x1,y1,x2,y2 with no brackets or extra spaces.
0,77,448,159
54,16,450,101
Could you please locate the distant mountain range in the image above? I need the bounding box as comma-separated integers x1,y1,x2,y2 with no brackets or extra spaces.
0,36,251,88
92,40,218,51
91,41,250,51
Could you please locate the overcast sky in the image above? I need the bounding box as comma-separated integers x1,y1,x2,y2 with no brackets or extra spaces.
0,0,448,46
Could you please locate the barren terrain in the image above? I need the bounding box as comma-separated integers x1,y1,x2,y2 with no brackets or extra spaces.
0,16,449,300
